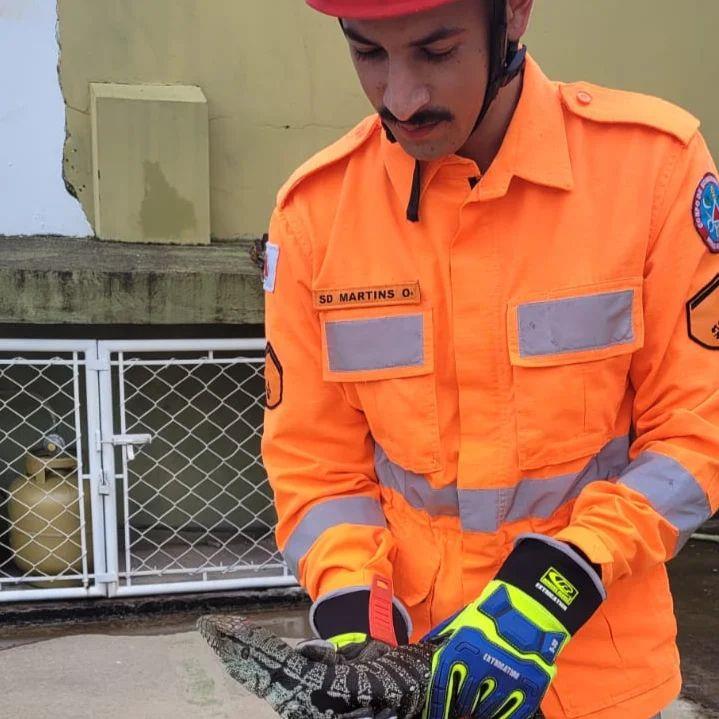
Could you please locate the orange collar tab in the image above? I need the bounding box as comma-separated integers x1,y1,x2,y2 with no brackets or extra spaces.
313,282,421,310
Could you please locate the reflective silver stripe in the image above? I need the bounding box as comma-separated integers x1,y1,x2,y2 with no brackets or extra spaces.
282,497,386,578
326,315,423,372
375,436,630,532
518,290,634,357
460,435,630,531
374,444,458,515
462,435,631,531
619,452,712,554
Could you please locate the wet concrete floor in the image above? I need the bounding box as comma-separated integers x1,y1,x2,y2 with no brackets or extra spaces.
667,537,719,714
0,537,716,717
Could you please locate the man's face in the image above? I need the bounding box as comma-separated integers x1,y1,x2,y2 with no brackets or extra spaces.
342,0,492,161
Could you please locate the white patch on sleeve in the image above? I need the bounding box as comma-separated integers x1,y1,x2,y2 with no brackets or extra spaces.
263,243,280,292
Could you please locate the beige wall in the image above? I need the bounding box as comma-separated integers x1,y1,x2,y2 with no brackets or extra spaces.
59,0,370,239
526,0,718,158
59,0,717,239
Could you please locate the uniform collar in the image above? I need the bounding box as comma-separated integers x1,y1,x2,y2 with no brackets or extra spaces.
380,54,574,210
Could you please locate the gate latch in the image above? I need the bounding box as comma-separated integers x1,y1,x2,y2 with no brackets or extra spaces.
104,433,153,461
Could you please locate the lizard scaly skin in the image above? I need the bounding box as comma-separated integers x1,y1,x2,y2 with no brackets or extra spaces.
198,615,546,719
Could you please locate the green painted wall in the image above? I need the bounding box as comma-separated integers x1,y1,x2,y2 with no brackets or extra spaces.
59,0,371,239
526,0,718,158
59,1,717,240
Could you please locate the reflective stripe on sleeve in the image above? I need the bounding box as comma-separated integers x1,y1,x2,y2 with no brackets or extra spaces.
325,315,423,372
374,436,630,531
518,290,634,357
619,451,712,554
374,443,459,516
282,496,386,578
460,435,630,531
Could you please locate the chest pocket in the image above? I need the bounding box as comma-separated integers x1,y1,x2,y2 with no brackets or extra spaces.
319,306,442,475
507,279,644,470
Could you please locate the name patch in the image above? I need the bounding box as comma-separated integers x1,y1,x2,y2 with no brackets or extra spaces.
313,282,420,309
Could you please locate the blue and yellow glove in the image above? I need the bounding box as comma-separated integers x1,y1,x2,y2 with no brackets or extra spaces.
423,535,605,719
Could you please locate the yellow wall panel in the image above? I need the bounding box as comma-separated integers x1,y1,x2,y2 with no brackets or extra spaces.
91,83,210,244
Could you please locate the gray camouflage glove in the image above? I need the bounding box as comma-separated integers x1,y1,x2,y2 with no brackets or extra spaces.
297,635,393,664
340,709,397,719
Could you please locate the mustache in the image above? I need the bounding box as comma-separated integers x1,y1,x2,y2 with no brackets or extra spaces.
379,107,454,127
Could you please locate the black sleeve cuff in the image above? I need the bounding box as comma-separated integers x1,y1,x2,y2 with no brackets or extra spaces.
496,535,605,636
310,587,411,644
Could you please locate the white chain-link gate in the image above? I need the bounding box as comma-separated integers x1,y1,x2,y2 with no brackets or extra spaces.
0,339,295,602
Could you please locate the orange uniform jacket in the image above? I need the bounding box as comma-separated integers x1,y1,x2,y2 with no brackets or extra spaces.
262,56,719,718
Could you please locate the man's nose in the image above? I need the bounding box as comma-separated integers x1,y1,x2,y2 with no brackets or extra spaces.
383,63,430,122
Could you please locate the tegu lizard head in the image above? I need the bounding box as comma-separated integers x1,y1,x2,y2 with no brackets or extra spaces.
197,615,246,657
197,614,297,696
197,615,261,679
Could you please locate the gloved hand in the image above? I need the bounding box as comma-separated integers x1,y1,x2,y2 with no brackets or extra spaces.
423,535,605,719
298,631,393,664
302,576,411,666
339,708,398,719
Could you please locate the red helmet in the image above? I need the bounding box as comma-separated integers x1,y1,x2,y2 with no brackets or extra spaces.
306,0,457,18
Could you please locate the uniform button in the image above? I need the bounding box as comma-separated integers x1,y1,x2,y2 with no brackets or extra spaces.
577,90,593,105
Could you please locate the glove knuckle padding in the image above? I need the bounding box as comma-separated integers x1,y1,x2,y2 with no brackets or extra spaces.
424,537,603,719
424,589,558,719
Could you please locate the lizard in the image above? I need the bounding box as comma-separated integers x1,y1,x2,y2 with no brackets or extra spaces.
197,614,546,719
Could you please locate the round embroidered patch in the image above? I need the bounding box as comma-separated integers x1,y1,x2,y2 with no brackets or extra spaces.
693,173,719,253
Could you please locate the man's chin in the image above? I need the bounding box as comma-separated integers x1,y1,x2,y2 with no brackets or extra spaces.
395,137,454,162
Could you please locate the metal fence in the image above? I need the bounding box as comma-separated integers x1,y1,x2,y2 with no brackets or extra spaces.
0,339,294,602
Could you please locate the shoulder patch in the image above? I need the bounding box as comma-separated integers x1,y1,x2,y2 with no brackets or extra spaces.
265,343,284,409
687,275,719,350
693,174,719,253
559,82,700,146
276,115,380,208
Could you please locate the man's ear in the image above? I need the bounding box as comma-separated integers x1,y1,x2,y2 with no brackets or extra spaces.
506,0,534,42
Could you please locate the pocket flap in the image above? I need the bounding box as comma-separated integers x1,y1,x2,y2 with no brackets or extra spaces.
321,308,434,382
507,279,644,367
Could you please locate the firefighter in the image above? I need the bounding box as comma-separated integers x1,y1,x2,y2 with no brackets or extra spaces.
261,1,719,717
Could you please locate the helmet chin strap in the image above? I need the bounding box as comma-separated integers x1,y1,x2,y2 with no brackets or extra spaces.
473,40,526,132
472,0,527,133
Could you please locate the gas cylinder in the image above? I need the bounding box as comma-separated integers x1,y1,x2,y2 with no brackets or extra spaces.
8,452,93,583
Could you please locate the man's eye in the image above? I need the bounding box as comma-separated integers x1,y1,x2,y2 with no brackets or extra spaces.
353,47,385,62
422,47,457,63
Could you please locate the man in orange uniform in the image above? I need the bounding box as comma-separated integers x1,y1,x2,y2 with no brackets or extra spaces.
261,1,719,717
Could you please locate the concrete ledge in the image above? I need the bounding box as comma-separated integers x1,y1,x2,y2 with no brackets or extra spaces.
1,586,308,629
0,235,264,325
